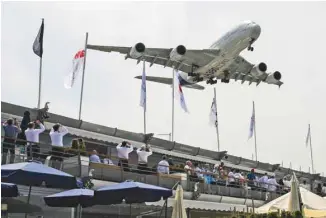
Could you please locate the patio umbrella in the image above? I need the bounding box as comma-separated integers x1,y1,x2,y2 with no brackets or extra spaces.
171,185,187,218
1,162,77,218
1,182,19,197
44,189,94,218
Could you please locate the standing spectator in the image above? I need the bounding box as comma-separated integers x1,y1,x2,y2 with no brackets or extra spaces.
267,175,278,192
184,161,193,176
50,123,68,146
234,169,244,187
116,141,133,171
136,144,152,174
2,118,21,164
194,163,204,180
247,169,256,187
17,111,31,146
228,169,236,187
259,173,269,191
25,120,45,160
89,150,101,163
157,155,169,174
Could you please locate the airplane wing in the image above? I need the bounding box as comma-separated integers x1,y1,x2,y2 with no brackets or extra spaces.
87,44,218,73
134,76,205,90
222,55,283,87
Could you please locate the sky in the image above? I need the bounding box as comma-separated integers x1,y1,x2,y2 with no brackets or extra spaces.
1,1,326,174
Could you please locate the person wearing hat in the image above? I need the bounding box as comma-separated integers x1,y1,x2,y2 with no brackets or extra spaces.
157,155,169,174
136,144,152,174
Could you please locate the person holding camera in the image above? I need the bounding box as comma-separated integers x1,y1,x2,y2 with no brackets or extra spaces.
50,123,68,147
116,141,133,171
25,120,45,160
136,144,152,174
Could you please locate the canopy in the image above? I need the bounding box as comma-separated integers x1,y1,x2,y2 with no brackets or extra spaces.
1,162,77,189
44,189,94,208
1,182,19,197
95,181,173,204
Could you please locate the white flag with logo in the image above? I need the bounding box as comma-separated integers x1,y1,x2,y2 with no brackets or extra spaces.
64,49,85,89
209,97,217,126
174,70,188,113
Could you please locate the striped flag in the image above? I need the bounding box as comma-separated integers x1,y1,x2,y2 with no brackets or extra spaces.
140,60,146,111
305,124,311,147
64,49,85,89
248,104,255,139
174,70,188,113
209,96,217,127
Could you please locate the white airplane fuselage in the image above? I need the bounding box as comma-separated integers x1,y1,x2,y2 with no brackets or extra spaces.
178,20,261,83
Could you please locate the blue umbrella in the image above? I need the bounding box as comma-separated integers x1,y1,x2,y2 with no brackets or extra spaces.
95,181,173,204
44,189,94,208
1,162,77,189
1,182,19,197
2,162,77,218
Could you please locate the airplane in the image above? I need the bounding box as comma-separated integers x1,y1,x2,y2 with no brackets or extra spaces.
87,20,283,90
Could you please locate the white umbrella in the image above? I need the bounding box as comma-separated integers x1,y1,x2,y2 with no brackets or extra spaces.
171,185,187,218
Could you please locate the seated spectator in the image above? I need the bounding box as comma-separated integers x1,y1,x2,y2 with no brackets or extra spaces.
2,118,21,164
228,169,236,187
103,156,113,165
89,150,101,163
116,141,133,171
259,173,269,191
157,155,169,174
50,123,68,147
267,175,278,192
25,120,45,160
136,144,152,174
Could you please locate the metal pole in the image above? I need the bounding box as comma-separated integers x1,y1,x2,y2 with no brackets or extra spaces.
309,124,315,173
143,60,146,134
213,88,220,151
165,199,168,218
78,32,89,120
253,101,258,161
172,68,175,141
37,56,43,109
25,186,32,218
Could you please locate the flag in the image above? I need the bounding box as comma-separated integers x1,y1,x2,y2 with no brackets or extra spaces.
174,70,188,113
209,96,217,127
33,19,44,58
305,124,311,147
140,60,146,111
64,50,85,89
248,104,255,139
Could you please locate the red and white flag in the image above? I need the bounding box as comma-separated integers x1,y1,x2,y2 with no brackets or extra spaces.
174,70,189,113
64,49,85,89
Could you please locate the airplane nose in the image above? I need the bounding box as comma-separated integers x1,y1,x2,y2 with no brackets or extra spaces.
252,23,261,38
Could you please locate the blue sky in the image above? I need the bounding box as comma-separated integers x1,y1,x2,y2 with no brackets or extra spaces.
1,1,326,174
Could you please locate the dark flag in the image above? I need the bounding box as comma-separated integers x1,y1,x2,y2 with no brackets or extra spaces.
33,19,44,57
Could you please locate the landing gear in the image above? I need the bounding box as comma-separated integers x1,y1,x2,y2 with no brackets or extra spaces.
247,38,255,51
247,46,254,51
206,78,217,85
221,78,230,83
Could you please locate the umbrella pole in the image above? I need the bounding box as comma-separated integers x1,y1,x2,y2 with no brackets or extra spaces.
25,186,32,218
130,204,132,218
165,199,167,218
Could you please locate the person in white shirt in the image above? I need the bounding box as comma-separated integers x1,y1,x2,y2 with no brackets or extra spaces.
50,123,68,147
103,156,113,165
194,163,204,179
116,141,133,171
184,161,193,176
25,120,45,159
157,155,169,174
233,169,245,187
267,175,278,192
89,150,101,163
259,173,269,190
228,169,236,186
137,144,152,174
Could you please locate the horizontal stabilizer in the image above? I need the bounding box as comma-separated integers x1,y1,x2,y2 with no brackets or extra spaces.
135,76,205,90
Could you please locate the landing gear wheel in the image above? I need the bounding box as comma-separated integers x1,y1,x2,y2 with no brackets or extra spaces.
248,46,254,51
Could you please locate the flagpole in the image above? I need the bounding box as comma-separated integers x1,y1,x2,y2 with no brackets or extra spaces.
37,18,44,109
309,124,315,173
78,32,88,120
171,68,175,141
213,88,220,151
143,60,146,134
253,101,258,161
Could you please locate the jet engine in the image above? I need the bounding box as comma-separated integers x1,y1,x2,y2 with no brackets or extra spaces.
129,42,146,58
265,71,282,84
250,62,267,78
170,45,186,62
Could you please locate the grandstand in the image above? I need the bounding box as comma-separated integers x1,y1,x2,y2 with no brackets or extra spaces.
1,101,325,217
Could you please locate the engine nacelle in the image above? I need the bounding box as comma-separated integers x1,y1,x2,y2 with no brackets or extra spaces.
265,71,282,84
129,42,146,58
170,45,186,62
250,62,267,78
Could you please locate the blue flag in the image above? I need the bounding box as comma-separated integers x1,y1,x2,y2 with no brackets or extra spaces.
140,60,146,111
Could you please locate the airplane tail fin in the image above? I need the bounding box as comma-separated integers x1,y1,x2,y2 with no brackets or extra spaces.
134,76,205,90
